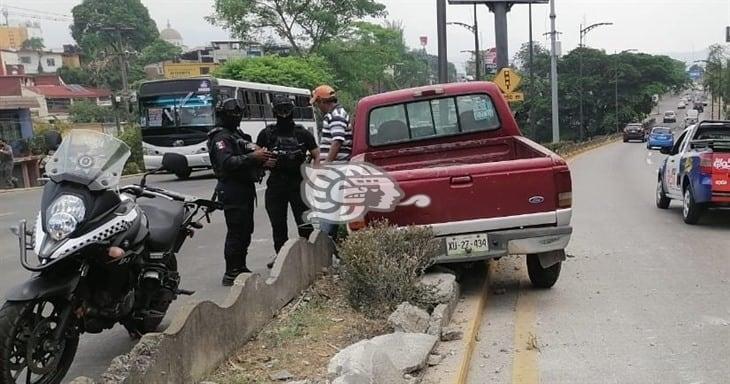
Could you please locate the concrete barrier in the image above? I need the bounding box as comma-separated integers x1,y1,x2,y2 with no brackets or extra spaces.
77,231,334,384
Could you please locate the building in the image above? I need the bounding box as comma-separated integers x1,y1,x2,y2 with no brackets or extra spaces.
0,76,37,142
16,49,64,74
0,74,111,120
179,41,273,65
61,45,82,68
0,26,28,50
160,21,185,49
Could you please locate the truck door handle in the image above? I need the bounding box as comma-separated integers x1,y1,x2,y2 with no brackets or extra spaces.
450,176,473,185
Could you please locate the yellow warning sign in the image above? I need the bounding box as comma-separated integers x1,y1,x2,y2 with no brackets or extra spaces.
504,92,525,102
494,68,522,94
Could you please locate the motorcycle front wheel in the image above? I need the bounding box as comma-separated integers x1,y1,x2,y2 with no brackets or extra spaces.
0,300,78,384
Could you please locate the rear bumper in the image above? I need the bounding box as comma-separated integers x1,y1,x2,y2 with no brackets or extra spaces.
624,132,644,140
432,225,573,264
144,153,211,170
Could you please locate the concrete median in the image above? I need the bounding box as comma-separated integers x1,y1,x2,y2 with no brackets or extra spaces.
73,230,334,384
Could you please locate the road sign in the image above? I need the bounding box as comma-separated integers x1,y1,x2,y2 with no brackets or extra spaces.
494,68,522,94
504,92,524,102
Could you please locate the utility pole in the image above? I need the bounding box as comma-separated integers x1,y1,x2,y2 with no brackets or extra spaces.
549,0,559,143
100,24,135,115
491,2,509,70
578,21,612,140
528,1,534,135
473,4,481,80
437,0,448,83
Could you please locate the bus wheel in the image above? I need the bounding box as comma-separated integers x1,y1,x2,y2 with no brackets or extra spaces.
175,168,191,180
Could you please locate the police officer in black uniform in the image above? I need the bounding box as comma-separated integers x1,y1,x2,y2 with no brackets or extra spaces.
208,98,273,286
256,95,319,267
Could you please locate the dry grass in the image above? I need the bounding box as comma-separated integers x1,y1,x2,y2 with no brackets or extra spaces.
207,268,387,384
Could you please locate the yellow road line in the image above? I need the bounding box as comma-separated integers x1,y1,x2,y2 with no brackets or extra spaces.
511,281,539,384
454,262,491,384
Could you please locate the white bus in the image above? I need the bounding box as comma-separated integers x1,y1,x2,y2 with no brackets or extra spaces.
137,76,316,179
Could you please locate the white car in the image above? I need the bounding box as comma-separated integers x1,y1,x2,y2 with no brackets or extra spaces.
663,111,677,123
677,101,686,109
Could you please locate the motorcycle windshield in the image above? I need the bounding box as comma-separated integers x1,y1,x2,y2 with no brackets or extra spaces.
47,130,131,190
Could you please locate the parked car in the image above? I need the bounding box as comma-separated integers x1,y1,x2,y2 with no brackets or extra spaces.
349,82,572,288
685,109,699,127
677,101,686,109
663,111,677,123
623,123,646,142
656,120,730,224
646,127,674,150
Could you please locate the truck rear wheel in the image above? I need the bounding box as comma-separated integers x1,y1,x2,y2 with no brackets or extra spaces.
656,178,670,209
526,252,562,289
175,168,192,180
682,187,703,225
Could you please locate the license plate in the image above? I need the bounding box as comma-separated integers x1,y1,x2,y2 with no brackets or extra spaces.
446,233,489,256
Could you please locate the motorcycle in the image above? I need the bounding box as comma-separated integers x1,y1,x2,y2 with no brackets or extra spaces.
0,130,220,384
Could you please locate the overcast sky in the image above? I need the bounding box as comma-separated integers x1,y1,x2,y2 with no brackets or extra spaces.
5,0,730,71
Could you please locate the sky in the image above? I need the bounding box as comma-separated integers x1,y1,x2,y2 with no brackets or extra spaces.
4,0,729,71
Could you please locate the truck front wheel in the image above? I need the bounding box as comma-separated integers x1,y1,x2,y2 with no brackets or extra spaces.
526,253,562,289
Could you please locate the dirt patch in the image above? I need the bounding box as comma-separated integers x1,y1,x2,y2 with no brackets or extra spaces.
207,268,387,384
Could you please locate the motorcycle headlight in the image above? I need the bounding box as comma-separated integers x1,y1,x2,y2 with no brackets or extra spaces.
46,195,86,241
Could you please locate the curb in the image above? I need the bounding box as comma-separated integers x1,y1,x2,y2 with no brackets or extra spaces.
454,262,491,384
72,231,335,384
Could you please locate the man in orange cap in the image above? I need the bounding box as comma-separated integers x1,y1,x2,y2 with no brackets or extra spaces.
310,85,352,239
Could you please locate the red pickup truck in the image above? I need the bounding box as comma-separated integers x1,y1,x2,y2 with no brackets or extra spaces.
349,82,573,288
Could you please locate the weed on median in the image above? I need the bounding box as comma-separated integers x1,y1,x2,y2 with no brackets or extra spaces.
207,268,387,384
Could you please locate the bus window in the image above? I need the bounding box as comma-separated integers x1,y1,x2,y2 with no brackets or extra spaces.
244,90,263,118
262,93,274,119
237,88,251,119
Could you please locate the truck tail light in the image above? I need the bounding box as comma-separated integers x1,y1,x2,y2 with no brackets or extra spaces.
554,168,572,208
700,153,713,175
558,192,573,208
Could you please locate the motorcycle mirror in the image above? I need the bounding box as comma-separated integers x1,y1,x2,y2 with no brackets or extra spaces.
161,153,189,177
44,130,62,151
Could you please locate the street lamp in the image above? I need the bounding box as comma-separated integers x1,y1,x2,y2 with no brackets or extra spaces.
615,49,637,133
578,21,613,140
695,59,724,119
447,4,480,80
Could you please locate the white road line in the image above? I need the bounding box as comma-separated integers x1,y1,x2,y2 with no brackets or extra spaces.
646,158,653,165
0,212,15,217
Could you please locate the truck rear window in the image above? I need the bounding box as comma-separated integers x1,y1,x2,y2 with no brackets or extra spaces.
368,94,500,146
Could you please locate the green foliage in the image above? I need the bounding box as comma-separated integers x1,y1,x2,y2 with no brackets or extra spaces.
69,101,116,123
57,67,95,86
339,220,437,317
512,43,690,143
137,39,183,66
21,37,45,51
116,126,144,173
208,0,387,54
215,55,335,90
71,0,159,55
703,44,729,118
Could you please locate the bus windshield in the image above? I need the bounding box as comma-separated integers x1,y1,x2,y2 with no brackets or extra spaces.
140,92,214,131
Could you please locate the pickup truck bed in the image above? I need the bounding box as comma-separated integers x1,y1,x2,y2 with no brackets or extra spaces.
350,82,573,271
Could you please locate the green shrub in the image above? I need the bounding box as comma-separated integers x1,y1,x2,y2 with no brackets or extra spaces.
117,126,144,174
339,220,438,317
123,162,141,175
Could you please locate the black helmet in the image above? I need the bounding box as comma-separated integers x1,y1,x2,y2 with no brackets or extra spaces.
216,98,243,128
272,94,295,118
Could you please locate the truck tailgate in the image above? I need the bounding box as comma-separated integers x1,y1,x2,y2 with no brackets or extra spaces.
371,157,560,230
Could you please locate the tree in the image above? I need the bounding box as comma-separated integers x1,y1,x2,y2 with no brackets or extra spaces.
21,37,45,73
215,55,335,90
71,0,159,56
57,66,95,86
207,0,387,55
137,39,183,66
69,100,116,123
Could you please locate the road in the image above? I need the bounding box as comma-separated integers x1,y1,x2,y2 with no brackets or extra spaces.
461,95,730,383
0,172,302,381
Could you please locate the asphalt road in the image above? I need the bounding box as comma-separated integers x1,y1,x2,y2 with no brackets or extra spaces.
465,95,730,383
0,171,302,381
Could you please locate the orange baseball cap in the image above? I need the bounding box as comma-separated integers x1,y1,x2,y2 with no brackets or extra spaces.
310,85,336,105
